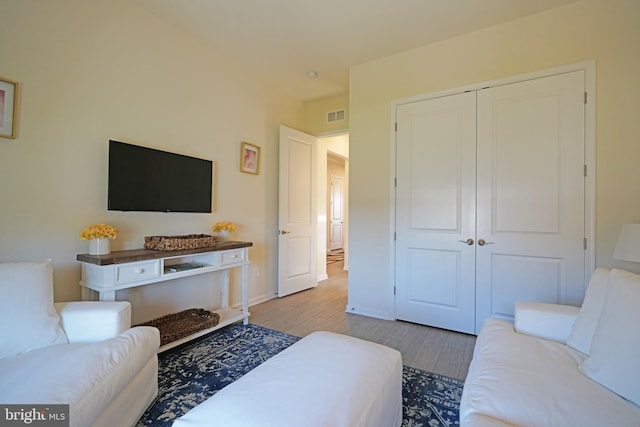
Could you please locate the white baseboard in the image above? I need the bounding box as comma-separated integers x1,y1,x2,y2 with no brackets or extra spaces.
247,293,277,307
345,305,394,321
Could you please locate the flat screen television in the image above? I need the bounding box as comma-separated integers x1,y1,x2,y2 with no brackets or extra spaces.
108,140,213,213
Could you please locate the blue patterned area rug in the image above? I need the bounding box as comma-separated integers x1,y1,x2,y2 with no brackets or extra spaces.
136,324,464,427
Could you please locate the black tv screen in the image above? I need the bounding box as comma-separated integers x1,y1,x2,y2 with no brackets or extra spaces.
108,140,213,213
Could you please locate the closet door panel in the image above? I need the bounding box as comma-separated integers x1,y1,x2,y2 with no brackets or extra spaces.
491,94,560,233
475,71,586,327
395,92,477,334
489,255,562,319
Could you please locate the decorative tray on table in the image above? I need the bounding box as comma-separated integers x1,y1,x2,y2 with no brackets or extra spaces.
143,234,218,251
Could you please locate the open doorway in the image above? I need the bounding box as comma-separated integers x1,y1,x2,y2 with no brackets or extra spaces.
317,133,348,278
278,126,347,292
327,153,346,271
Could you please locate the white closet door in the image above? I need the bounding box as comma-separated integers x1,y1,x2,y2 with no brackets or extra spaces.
395,92,477,334
475,70,586,327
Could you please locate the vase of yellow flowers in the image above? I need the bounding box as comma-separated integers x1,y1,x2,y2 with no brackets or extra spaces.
213,221,236,242
80,223,119,255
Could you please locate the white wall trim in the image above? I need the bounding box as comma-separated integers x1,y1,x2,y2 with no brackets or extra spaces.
314,129,350,138
345,304,395,320
583,61,597,285
393,60,597,105
248,293,277,307
388,98,398,321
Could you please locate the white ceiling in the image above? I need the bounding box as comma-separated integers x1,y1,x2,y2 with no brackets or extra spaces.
135,0,579,102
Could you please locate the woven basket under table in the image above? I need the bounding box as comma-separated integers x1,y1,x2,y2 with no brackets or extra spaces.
137,308,221,347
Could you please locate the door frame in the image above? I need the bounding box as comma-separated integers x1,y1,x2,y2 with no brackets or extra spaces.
389,60,596,320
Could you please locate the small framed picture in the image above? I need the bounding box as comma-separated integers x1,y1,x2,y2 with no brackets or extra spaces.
0,77,18,139
240,141,261,175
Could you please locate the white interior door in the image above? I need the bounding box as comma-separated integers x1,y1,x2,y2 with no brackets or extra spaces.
395,70,587,334
278,125,318,297
330,175,344,250
475,71,586,326
395,91,477,334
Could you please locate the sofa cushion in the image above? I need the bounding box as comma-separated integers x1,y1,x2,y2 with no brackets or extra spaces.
0,326,159,427
515,301,579,343
567,267,610,354
0,260,68,359
55,301,131,343
460,318,640,426
579,268,640,406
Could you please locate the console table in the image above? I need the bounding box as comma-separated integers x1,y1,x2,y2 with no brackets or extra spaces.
77,241,252,351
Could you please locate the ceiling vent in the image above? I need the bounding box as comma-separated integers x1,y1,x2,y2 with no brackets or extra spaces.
327,109,346,123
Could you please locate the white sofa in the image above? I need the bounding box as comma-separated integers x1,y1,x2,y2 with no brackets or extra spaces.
460,268,640,426
0,260,160,427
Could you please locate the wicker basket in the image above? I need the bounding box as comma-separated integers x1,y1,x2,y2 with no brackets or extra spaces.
136,308,221,347
144,234,217,251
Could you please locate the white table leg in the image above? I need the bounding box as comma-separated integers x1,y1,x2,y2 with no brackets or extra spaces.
99,290,116,302
220,269,229,309
242,260,249,324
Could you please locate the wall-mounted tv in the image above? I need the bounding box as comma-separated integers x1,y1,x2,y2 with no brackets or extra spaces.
108,140,213,213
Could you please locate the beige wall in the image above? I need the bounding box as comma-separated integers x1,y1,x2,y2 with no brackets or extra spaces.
0,0,305,322
348,0,640,318
305,93,349,135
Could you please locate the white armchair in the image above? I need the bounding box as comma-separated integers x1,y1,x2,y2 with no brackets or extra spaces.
0,260,160,427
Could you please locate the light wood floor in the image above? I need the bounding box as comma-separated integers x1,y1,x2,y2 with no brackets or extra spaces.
249,259,477,381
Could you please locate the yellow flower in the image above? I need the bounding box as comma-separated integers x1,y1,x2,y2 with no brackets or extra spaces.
80,223,119,240
212,221,236,232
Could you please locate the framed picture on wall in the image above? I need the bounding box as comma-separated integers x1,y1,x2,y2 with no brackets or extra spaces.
240,141,261,175
0,77,18,139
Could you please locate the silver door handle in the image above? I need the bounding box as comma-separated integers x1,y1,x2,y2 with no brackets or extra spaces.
458,238,474,246
478,239,494,246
